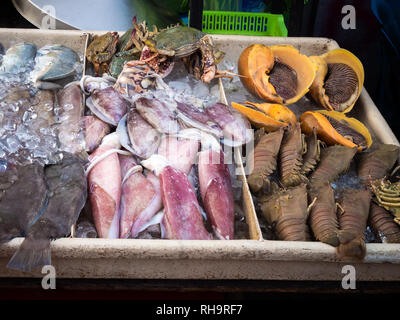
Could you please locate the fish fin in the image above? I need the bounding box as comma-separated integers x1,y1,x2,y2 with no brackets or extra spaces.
7,237,51,272
336,237,366,260
34,81,63,90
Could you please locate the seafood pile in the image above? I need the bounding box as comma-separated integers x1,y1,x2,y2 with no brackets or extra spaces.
250,124,400,260
80,70,252,240
0,42,84,165
1,22,399,274
0,42,87,272
85,19,232,89
82,20,253,241
233,43,400,260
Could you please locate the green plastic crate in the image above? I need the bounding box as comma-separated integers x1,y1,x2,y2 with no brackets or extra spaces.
197,11,288,37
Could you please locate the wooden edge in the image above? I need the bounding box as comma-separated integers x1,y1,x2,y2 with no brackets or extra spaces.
358,89,399,146
235,148,263,240
0,238,399,264
218,78,263,240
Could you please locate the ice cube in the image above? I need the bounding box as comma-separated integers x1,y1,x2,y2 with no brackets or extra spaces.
193,81,209,98
2,117,17,131
210,84,220,98
24,139,39,150
15,128,32,142
6,136,21,153
32,147,48,159
168,80,191,94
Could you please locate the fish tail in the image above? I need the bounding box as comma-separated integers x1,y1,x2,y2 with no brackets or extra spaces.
7,237,51,272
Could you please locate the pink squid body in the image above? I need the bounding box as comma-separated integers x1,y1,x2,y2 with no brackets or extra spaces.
88,134,122,238
157,136,199,175
198,150,235,240
160,166,211,240
119,155,162,238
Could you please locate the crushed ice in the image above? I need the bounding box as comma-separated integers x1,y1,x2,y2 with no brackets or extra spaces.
0,45,84,166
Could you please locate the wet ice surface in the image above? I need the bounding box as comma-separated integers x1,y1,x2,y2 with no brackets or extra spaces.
0,85,61,165
330,162,363,198
0,46,84,166
163,60,220,108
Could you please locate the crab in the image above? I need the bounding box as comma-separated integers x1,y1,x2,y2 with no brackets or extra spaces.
371,178,400,225
128,23,234,83
86,32,119,76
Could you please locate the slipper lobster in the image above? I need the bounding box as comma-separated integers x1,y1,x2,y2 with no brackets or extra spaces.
301,128,324,176
337,188,371,260
308,181,340,247
279,122,308,187
247,127,284,193
368,202,400,243
259,183,311,241
357,143,400,224
310,145,357,184
357,143,399,184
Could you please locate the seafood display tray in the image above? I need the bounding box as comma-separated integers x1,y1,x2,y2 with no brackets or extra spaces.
0,29,399,281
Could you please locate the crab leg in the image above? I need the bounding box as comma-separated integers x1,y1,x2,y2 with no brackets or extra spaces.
198,150,235,240
87,133,122,238
119,155,162,238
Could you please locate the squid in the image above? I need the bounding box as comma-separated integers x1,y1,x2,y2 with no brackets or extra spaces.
198,149,235,240
87,133,122,238
119,155,162,238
